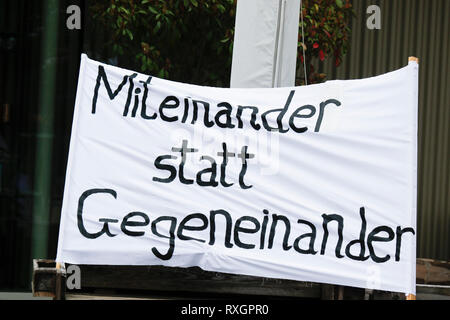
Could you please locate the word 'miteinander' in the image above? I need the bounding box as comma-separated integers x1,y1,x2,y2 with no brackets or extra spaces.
77,188,415,263
91,65,341,133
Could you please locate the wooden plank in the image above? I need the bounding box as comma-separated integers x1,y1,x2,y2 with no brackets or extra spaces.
416,284,450,300
33,258,449,299
66,293,158,300
416,258,450,285
32,259,65,300
72,265,407,300
320,284,336,300
320,285,404,300
71,264,322,298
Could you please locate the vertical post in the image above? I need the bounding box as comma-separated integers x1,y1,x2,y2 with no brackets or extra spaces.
31,0,60,260
406,293,416,300
337,286,344,300
321,284,335,300
408,56,419,64
407,55,419,301
230,0,300,88
54,262,65,300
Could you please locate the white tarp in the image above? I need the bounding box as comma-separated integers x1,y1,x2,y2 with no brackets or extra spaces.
230,0,300,88
56,54,418,294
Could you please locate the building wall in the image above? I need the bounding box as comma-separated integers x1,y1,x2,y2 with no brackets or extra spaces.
319,0,449,260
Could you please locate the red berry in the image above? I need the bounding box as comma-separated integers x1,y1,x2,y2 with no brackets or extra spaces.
319,50,325,61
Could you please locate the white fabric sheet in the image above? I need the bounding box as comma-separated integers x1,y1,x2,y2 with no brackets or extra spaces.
57,55,418,294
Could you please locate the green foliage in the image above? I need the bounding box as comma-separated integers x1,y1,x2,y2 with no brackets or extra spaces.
89,0,353,87
90,0,236,87
298,0,354,84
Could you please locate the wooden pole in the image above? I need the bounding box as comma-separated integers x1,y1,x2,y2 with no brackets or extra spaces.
408,56,419,63
406,55,418,301
406,293,416,300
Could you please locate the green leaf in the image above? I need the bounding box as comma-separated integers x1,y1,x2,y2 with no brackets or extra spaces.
336,0,344,8
119,7,130,15
154,21,161,33
148,6,158,14
158,69,166,78
126,29,133,40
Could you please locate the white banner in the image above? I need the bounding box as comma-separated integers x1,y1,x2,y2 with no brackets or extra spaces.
56,54,418,294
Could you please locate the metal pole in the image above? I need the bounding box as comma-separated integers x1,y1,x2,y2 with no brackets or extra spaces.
31,0,59,260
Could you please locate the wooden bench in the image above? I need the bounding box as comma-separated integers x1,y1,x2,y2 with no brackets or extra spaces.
31,258,449,300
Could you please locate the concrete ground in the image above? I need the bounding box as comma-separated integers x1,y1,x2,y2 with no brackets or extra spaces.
0,292,52,300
